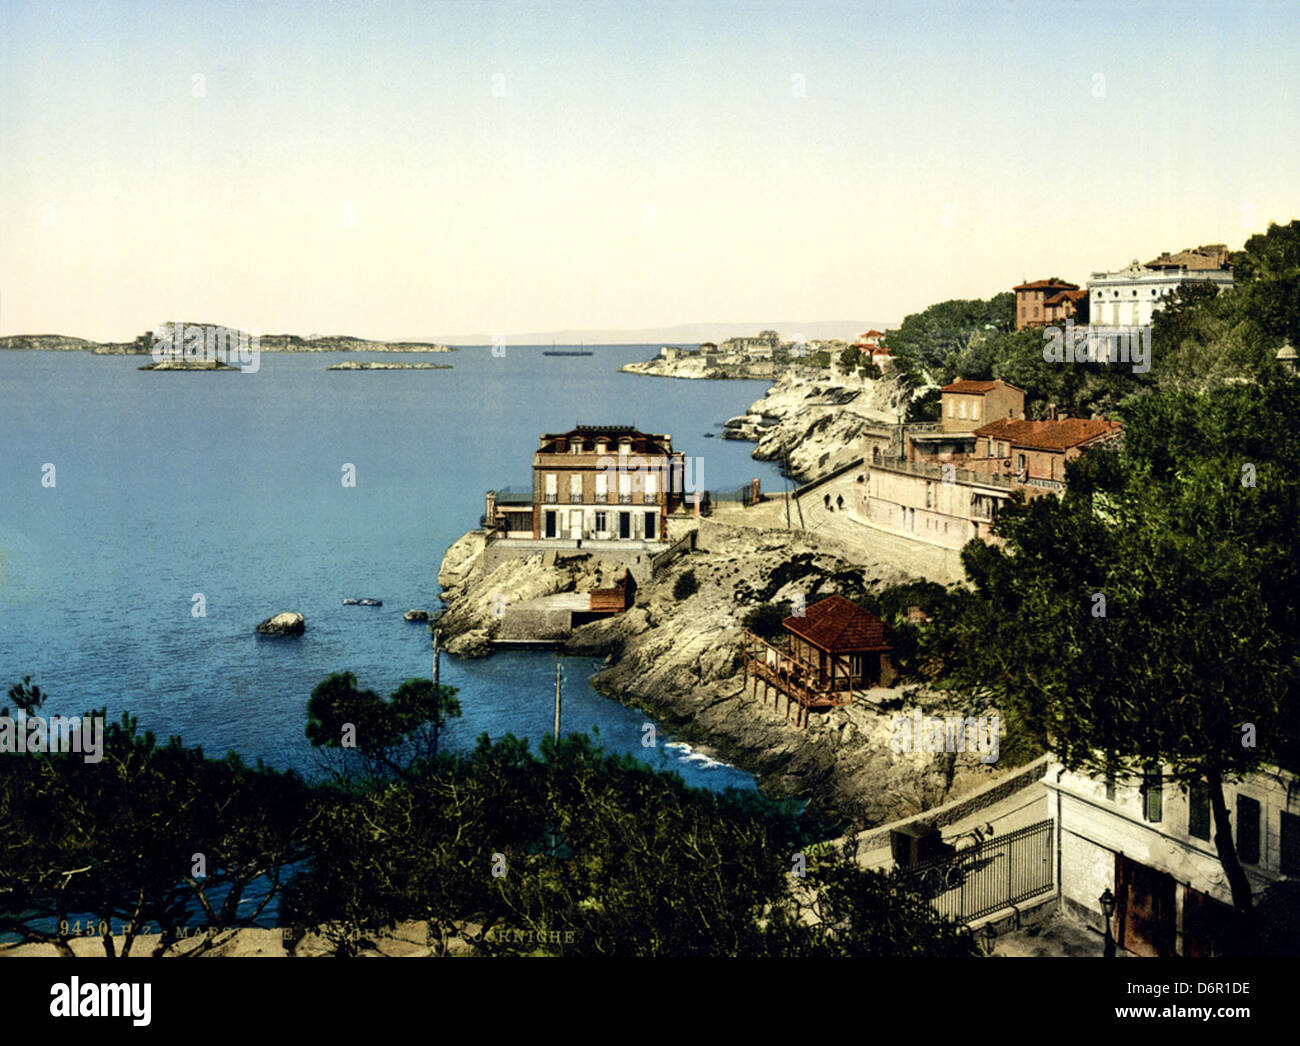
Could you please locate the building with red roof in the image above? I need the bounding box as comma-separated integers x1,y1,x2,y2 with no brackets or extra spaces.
1014,278,1080,330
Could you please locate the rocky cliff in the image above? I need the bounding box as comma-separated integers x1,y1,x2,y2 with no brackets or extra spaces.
435,521,1004,828
720,370,914,482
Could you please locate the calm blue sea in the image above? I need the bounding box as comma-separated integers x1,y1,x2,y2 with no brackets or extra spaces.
0,346,785,793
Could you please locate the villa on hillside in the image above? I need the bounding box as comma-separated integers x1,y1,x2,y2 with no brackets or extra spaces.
1014,278,1081,330
484,425,688,546
1046,758,1300,956
743,594,896,728
1088,245,1234,328
856,379,1121,549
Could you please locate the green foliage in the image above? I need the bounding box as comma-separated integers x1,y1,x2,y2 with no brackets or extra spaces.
905,387,941,422
886,294,1014,388
741,601,791,640
673,569,699,600
0,694,309,956
943,381,1300,929
837,346,861,374
284,732,967,957
1233,219,1300,344
305,671,461,779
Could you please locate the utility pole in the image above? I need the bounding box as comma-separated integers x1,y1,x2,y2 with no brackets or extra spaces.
432,625,442,757
554,662,562,741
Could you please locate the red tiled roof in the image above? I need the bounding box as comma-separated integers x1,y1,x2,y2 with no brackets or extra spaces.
862,329,885,338
783,594,892,652
1043,288,1088,306
974,417,1122,452
941,378,1024,395
1014,278,1079,291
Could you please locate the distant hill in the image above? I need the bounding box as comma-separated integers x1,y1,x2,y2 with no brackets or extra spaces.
0,329,452,354
427,320,897,346
2,320,895,352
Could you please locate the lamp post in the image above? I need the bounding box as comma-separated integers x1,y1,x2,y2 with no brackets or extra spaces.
980,923,997,957
1100,888,1116,958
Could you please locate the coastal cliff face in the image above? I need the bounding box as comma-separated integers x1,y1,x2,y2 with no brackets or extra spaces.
435,531,627,656
435,521,1003,828
721,370,913,483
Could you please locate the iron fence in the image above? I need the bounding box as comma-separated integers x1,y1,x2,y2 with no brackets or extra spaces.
902,818,1054,924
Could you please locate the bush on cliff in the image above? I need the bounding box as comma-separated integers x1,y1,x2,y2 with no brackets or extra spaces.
673,569,698,600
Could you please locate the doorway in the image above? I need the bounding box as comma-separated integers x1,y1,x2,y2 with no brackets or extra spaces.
1116,854,1177,957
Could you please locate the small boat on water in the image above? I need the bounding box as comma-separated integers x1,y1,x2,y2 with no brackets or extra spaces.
343,598,383,606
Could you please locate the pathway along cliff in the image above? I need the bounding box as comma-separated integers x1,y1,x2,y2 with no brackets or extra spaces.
436,518,1006,829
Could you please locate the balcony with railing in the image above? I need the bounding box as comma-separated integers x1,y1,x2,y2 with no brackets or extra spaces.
543,493,558,503
871,455,1012,490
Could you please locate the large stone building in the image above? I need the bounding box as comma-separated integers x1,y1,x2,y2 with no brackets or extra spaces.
1014,278,1081,330
857,382,1120,549
1087,245,1234,328
485,425,687,545
966,415,1122,493
1046,759,1300,956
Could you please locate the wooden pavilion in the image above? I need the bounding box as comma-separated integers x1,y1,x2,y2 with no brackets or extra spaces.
742,594,895,728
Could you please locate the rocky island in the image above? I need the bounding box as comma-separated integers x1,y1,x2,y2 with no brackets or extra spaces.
327,361,453,370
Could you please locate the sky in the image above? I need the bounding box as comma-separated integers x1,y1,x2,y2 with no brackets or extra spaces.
2,0,1299,341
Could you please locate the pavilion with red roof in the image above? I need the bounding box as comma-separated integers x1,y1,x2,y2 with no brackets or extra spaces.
743,594,896,728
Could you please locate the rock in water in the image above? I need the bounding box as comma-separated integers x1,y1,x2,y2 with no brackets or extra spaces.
256,612,305,636
404,609,430,621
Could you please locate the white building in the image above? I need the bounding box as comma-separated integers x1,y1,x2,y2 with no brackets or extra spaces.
1087,259,1234,328
1044,757,1300,956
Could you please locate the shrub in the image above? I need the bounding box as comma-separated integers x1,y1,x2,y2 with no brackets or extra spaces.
673,569,698,600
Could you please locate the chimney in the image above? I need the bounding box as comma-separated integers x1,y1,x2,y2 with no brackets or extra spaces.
484,490,497,530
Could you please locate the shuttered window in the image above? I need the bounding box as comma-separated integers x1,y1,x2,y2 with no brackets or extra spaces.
1281,812,1300,876
1188,780,1210,841
1237,795,1260,865
1142,766,1162,823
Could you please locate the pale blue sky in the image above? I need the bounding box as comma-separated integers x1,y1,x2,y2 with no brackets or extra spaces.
3,0,1298,339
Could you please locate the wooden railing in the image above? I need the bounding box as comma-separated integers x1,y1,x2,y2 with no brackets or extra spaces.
741,631,856,729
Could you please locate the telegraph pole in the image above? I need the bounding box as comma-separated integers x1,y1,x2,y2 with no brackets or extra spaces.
554,662,562,741
432,625,442,757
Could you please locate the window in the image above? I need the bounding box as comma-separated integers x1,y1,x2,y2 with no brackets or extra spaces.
595,440,607,454
1188,779,1210,840
971,401,979,421
958,401,966,419
594,472,608,503
1142,765,1163,823
594,510,607,533
618,471,631,504
569,474,582,502
1281,812,1300,875
569,440,582,454
644,470,658,504
947,399,955,418
1017,453,1026,471
644,511,656,540
1237,794,1260,864
544,473,557,503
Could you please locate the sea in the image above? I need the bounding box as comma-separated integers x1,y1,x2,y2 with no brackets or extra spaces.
0,346,787,794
